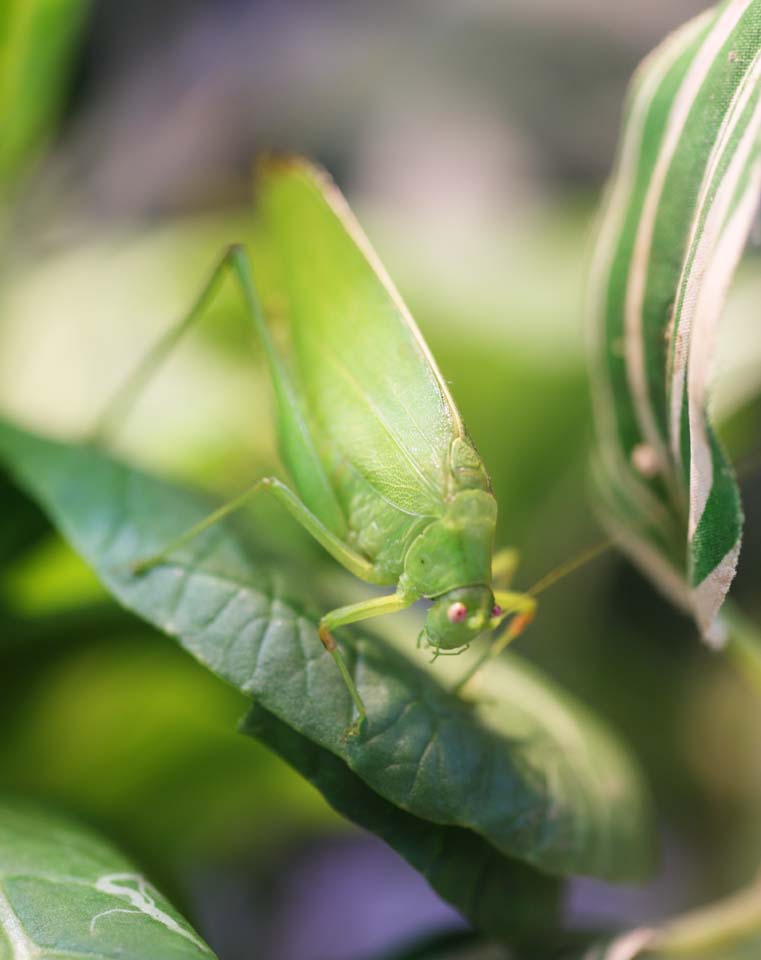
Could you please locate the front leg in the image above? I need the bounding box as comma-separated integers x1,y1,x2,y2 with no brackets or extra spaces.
130,476,406,733
319,588,417,731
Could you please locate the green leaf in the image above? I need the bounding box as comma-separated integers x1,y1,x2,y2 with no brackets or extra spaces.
588,0,761,643
0,419,654,900
0,799,214,959
243,702,561,944
0,0,90,190
0,473,48,571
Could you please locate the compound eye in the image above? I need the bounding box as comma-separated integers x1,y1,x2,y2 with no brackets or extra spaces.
447,601,467,624
492,604,503,618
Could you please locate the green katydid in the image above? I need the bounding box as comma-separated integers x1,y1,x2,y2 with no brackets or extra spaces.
96,157,537,728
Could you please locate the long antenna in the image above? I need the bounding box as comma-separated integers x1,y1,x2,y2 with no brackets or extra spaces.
525,538,613,598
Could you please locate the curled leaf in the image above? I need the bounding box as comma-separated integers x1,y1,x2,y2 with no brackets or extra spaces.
588,0,761,642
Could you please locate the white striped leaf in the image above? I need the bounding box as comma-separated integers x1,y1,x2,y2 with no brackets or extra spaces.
589,0,761,644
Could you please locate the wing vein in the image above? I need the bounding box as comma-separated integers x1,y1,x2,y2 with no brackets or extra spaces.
315,340,445,506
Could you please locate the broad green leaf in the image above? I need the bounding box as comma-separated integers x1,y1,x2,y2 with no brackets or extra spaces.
0,420,654,895
0,800,214,959
0,0,90,190
588,0,761,643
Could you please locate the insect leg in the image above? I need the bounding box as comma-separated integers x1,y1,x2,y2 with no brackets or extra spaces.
133,476,376,581
91,244,296,448
319,589,417,728
491,547,520,589
92,247,240,444
452,590,537,694
94,243,349,540
491,590,537,644
132,477,396,729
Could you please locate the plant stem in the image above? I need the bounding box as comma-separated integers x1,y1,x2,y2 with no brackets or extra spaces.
646,873,761,955
602,610,761,959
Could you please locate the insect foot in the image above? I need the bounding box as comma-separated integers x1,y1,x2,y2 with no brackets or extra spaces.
345,721,364,740
318,623,368,735
131,556,157,576
318,624,338,652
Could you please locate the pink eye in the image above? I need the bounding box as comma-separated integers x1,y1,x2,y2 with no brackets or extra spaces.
492,605,503,618
447,602,467,624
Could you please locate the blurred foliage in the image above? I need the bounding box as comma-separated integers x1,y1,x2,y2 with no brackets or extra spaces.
0,0,89,194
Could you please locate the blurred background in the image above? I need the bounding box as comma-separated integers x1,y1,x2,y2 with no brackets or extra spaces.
2,1,761,958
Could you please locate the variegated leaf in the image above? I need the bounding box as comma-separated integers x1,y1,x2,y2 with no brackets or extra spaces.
589,0,761,644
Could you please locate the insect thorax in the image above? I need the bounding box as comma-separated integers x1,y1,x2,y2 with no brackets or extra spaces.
402,488,497,599
448,436,492,494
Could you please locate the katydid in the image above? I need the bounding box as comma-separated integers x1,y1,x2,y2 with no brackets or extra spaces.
97,157,537,729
